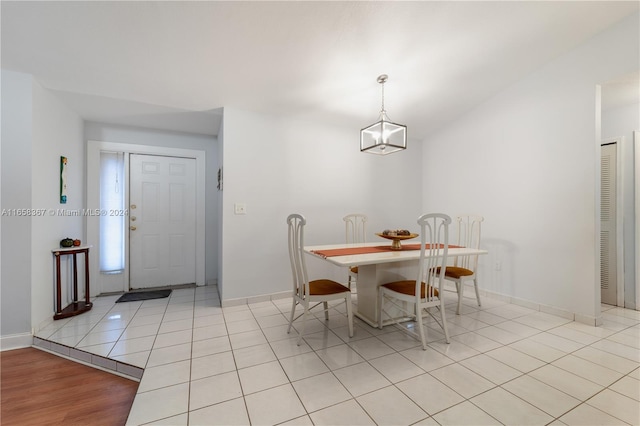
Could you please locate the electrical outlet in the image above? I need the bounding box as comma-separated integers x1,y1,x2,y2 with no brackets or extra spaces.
234,203,247,215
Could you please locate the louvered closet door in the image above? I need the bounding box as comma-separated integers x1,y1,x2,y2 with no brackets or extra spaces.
601,143,617,305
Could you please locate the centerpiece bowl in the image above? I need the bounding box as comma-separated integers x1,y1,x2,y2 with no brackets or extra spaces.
375,232,418,250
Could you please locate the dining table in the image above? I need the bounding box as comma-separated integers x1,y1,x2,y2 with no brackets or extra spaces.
304,240,488,327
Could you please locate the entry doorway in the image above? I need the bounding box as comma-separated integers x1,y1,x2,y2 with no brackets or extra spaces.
86,141,206,296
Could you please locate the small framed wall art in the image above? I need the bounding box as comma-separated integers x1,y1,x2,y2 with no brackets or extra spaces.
60,156,68,204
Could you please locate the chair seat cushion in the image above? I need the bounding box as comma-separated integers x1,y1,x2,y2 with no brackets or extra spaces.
309,279,350,295
434,266,473,279
381,280,439,298
350,266,358,274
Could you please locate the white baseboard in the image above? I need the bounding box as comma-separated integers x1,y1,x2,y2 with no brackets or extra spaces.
483,289,601,325
270,291,291,301
221,286,603,326
0,332,33,351
221,290,290,307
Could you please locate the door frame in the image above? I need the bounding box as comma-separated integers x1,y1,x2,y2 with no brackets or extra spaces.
87,141,206,295
635,131,640,310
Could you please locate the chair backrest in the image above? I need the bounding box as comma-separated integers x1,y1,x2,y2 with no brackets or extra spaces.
417,213,451,301
453,215,484,271
287,213,309,299
343,213,368,244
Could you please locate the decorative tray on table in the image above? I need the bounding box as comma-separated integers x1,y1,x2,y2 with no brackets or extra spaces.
375,230,418,250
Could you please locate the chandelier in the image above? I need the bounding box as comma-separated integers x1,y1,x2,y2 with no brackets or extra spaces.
360,74,407,155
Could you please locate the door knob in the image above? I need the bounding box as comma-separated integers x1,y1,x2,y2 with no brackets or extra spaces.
130,226,137,231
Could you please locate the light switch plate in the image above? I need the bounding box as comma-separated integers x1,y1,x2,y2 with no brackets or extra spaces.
234,203,247,215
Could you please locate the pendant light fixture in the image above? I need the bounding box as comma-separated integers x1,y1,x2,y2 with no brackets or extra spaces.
360,74,407,155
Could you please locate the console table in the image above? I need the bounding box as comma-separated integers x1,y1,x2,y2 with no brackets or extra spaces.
52,245,93,320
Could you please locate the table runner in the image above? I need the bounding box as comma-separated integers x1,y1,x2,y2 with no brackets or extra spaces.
311,244,462,258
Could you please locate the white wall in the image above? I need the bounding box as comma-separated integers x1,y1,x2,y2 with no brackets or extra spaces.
219,107,422,303
1,70,34,345
421,13,639,323
84,122,219,286
602,101,640,308
1,71,85,346
31,81,85,331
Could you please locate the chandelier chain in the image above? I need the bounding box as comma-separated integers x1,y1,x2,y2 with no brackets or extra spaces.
377,74,388,116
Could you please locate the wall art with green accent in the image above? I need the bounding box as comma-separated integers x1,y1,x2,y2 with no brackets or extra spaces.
60,156,68,204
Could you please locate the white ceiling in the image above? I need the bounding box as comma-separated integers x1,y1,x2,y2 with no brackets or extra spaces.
2,1,638,138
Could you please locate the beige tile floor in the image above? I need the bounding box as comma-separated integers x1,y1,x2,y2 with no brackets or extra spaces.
35,285,640,426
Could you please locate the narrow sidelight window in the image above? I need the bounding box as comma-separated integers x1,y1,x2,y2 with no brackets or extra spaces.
99,151,125,273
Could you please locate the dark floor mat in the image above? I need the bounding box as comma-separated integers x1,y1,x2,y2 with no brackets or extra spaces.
115,289,172,303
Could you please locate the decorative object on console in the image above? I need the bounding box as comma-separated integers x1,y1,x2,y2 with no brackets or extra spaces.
60,238,74,248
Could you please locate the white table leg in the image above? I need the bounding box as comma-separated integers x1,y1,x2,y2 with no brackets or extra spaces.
355,260,419,327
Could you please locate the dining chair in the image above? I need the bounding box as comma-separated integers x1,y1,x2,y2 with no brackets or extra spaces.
343,213,368,289
378,213,451,350
287,213,354,345
438,215,484,314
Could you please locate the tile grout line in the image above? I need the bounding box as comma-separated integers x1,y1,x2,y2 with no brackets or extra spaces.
36,291,639,426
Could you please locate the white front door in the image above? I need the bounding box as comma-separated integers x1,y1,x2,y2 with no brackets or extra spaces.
129,154,196,289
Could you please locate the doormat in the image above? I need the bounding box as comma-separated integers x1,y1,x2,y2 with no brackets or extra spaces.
115,289,172,303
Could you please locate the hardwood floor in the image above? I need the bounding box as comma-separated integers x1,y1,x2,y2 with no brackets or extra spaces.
1,347,139,426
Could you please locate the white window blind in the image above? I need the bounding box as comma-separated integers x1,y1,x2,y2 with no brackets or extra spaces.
99,152,125,273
